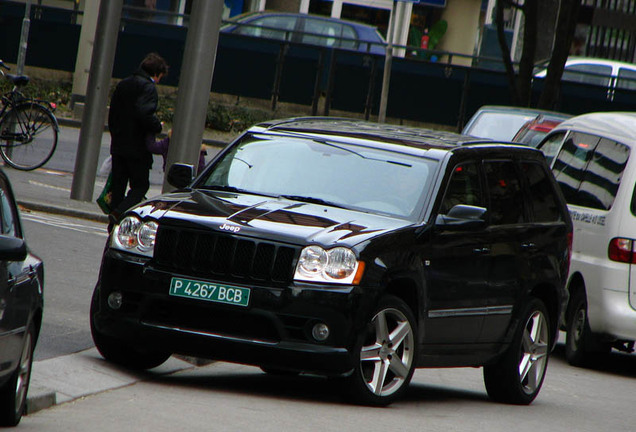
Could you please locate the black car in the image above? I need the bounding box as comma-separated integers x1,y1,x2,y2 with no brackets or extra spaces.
91,118,572,406
0,168,43,426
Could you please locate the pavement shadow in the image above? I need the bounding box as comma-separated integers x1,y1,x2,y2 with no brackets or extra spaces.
154,363,490,407
551,343,636,379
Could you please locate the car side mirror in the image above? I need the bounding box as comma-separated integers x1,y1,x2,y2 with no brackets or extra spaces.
167,163,194,189
0,235,27,261
435,204,487,230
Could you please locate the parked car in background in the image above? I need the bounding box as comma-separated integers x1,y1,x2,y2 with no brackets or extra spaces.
538,112,636,366
462,105,570,142
91,117,572,406
512,113,572,147
0,168,43,427
535,57,636,93
221,11,386,55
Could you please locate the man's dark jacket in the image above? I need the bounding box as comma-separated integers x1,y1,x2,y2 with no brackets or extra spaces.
108,69,162,167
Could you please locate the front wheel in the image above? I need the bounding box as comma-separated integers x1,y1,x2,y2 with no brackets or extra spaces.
347,295,417,406
483,298,550,405
0,103,58,171
90,287,171,370
0,322,35,427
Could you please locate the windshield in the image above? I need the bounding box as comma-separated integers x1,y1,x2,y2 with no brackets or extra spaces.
198,134,437,219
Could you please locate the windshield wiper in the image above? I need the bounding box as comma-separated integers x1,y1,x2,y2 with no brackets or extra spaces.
279,194,346,208
202,185,278,198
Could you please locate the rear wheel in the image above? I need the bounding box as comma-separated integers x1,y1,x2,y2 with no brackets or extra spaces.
0,103,58,171
483,298,550,405
90,287,171,370
565,289,610,366
0,322,35,427
347,295,417,406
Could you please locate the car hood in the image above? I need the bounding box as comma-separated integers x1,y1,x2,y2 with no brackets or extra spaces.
132,189,413,248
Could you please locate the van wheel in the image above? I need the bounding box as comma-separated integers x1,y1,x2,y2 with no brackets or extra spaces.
483,298,550,405
565,289,610,366
347,295,417,406
90,287,171,370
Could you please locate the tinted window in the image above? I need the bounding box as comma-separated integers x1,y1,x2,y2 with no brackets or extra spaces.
520,162,563,222
484,161,526,225
302,18,357,49
552,133,629,210
439,162,484,214
616,68,636,91
562,64,612,86
236,16,296,40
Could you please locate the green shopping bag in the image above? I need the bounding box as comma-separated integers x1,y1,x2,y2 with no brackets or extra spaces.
96,173,113,215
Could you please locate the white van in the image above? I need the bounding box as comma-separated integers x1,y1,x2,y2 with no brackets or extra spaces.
539,112,636,365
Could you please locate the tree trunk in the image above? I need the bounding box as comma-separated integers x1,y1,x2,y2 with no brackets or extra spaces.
495,0,521,105
517,0,538,106
538,0,583,109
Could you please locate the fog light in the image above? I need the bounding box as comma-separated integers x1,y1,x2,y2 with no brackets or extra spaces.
312,323,330,341
107,292,123,310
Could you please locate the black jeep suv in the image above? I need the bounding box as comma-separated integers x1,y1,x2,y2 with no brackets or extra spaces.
91,118,572,406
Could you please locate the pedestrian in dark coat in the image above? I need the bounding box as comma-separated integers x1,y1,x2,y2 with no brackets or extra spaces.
107,52,168,226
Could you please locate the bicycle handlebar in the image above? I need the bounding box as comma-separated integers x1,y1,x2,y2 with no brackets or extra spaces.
0,60,9,70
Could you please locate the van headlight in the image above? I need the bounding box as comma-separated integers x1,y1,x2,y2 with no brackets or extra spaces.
110,216,158,257
294,245,365,285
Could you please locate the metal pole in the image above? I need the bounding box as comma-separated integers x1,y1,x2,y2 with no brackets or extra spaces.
378,0,397,123
70,0,123,202
162,0,224,192
16,0,32,75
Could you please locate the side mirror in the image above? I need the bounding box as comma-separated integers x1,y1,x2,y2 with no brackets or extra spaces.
167,163,194,189
435,204,487,230
0,235,27,261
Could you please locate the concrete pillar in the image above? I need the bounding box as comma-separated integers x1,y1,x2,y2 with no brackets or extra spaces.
436,0,481,66
71,0,101,109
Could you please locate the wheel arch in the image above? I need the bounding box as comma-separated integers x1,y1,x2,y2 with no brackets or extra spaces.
383,277,420,324
529,283,560,345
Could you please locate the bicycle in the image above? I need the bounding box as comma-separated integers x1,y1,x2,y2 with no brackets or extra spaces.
0,59,59,171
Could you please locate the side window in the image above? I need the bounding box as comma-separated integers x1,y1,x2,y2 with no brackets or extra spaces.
562,64,612,86
302,19,357,49
539,131,567,166
236,16,296,41
0,179,18,237
616,68,636,91
484,160,526,225
552,133,629,210
439,162,484,215
520,161,563,222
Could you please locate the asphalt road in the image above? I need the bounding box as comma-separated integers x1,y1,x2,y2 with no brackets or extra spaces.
22,211,107,361
18,346,636,432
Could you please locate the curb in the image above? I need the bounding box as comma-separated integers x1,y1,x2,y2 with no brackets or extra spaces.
17,200,109,223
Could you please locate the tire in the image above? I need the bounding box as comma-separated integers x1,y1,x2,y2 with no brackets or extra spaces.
90,287,171,370
0,103,58,171
347,295,417,406
0,322,35,427
565,289,610,366
483,298,550,405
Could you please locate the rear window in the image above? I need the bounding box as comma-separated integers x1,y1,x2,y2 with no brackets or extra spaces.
552,132,629,210
616,68,636,91
520,162,563,222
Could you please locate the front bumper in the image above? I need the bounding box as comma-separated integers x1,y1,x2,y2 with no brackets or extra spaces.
92,250,372,375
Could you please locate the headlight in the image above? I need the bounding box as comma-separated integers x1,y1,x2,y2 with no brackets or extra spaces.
294,246,364,285
110,216,158,257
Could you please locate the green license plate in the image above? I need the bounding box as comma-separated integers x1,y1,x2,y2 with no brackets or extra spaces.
169,277,250,307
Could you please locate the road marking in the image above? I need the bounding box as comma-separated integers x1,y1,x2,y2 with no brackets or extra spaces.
28,180,71,193
22,211,108,237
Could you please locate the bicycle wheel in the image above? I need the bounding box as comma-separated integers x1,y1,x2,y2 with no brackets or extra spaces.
0,102,58,171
